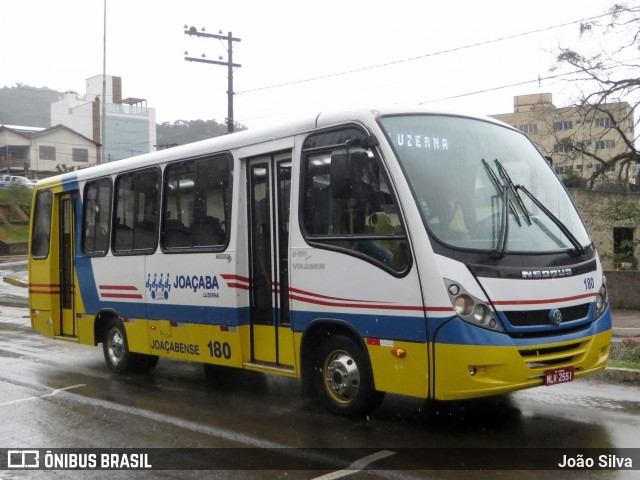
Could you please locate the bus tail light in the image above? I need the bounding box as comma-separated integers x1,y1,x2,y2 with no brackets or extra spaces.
444,279,503,332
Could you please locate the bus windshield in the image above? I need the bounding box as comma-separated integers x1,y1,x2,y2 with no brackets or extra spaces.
379,114,591,253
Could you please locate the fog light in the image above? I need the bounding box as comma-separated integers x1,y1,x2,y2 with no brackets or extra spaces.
469,367,477,376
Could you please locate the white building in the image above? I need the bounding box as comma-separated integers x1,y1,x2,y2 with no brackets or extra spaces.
51,75,157,163
0,124,99,178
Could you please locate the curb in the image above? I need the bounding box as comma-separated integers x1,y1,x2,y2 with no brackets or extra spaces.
592,367,640,384
612,327,640,337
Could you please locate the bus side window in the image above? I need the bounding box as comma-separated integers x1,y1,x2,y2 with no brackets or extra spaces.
113,168,160,253
162,154,231,251
31,190,53,259
82,178,112,256
302,133,410,273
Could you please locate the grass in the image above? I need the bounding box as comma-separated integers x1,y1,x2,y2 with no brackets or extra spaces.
0,185,32,243
608,338,640,369
0,224,29,243
0,185,33,205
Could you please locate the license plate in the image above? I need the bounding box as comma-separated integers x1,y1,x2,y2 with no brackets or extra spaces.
544,366,574,386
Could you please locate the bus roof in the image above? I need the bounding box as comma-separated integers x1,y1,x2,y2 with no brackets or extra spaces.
34,105,509,189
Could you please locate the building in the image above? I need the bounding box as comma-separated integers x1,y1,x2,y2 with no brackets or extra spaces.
491,93,637,184
51,75,157,163
0,124,99,178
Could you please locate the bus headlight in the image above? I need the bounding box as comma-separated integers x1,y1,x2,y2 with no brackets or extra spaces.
595,277,608,317
473,304,492,325
444,279,503,332
453,295,473,316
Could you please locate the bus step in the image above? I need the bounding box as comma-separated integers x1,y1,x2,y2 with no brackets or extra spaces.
242,362,296,376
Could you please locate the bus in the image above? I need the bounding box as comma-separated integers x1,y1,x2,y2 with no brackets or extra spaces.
28,106,611,417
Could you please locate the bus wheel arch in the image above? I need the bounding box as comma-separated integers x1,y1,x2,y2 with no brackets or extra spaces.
300,320,384,417
94,309,119,346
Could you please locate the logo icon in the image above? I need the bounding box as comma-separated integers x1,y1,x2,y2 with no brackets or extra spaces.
549,308,563,326
146,273,171,300
8,450,39,468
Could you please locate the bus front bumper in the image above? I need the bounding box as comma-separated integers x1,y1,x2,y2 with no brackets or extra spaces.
432,311,612,401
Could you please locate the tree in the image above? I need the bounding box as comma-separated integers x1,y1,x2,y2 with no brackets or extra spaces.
552,2,640,189
155,118,247,147
561,167,587,188
601,198,640,269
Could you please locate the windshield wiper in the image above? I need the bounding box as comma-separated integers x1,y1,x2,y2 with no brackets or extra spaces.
494,159,532,226
482,159,521,227
481,159,511,258
515,185,586,256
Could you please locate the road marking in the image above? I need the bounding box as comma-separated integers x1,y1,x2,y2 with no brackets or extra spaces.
0,384,85,406
312,450,396,480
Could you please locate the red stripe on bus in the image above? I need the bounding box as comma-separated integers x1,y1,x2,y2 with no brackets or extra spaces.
221,274,250,283
491,293,594,306
100,293,143,299
289,294,428,311
288,287,392,304
99,285,139,291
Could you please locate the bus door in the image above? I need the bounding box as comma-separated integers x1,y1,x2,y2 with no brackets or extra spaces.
247,154,293,367
59,192,76,337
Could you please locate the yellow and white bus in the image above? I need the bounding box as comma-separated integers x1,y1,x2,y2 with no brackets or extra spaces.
29,106,611,416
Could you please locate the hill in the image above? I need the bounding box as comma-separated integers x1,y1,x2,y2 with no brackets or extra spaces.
0,84,243,146
0,84,62,127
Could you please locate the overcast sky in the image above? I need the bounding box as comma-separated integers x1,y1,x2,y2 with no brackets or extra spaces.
0,0,622,128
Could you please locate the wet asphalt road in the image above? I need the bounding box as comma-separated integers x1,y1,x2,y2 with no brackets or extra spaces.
0,262,639,479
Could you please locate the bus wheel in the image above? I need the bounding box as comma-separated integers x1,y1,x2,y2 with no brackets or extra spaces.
315,335,384,417
137,354,159,372
103,319,133,374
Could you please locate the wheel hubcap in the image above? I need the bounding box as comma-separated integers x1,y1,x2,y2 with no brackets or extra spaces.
108,329,124,365
323,350,360,403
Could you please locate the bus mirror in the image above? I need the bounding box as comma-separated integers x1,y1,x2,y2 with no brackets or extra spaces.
545,156,553,166
330,151,371,199
330,153,350,199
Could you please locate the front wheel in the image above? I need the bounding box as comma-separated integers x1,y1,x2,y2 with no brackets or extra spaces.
314,335,384,417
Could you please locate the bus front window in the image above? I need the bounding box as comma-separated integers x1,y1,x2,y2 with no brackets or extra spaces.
379,114,591,254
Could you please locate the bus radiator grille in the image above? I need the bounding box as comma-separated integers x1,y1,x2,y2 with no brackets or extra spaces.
504,303,590,327
518,341,588,369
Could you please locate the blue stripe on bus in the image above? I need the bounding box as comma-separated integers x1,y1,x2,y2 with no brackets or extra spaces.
290,310,429,343
146,303,250,326
433,307,612,348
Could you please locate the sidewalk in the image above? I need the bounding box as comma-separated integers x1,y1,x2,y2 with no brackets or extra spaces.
611,309,640,337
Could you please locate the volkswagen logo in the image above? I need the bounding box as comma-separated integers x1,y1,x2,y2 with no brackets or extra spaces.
549,308,563,326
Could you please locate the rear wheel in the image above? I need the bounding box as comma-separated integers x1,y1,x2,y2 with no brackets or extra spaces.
102,319,158,373
314,335,384,417
103,319,132,374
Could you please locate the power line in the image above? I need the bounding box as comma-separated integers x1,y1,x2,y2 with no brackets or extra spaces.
236,12,612,95
419,57,640,105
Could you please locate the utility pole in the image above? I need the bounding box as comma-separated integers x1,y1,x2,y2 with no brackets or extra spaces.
184,26,241,134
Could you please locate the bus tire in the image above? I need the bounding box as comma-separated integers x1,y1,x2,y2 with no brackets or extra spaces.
103,318,134,374
314,334,384,417
137,354,159,372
